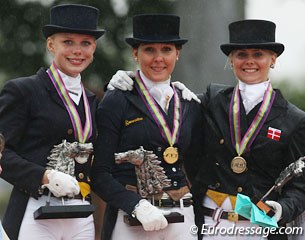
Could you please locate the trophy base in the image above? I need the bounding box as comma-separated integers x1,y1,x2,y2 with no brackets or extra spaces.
34,204,95,219
123,212,184,226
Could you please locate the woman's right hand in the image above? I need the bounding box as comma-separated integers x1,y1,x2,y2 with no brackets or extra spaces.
107,70,135,91
41,170,80,198
134,199,169,231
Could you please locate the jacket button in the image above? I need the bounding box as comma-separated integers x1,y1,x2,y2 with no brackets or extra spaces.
215,162,219,166
78,173,84,179
237,187,243,192
173,181,178,186
219,139,225,144
67,129,73,135
157,147,162,152
172,167,177,172
215,182,220,188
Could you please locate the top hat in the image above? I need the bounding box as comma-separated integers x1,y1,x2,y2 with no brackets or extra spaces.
42,4,105,39
125,14,188,47
220,20,284,56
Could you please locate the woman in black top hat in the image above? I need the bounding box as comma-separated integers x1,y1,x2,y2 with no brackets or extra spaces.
91,14,202,240
0,4,104,240
108,19,305,240
182,19,305,240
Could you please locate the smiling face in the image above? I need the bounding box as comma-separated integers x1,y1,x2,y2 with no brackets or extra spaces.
230,48,277,84
47,33,97,77
132,43,180,82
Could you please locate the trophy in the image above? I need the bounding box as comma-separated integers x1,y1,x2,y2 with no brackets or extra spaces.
115,146,184,225
34,140,95,219
251,156,305,217
0,133,4,153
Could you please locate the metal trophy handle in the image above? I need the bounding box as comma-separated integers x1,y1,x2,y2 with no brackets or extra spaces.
251,156,305,217
34,140,95,219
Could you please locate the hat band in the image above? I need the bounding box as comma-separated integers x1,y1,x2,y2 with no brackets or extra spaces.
133,34,181,40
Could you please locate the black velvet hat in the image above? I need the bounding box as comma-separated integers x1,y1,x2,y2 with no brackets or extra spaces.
125,14,188,47
42,4,105,39
220,20,284,56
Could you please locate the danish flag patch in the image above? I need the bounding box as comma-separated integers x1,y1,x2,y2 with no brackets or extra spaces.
267,127,281,141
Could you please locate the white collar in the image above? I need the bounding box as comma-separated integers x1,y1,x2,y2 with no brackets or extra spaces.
139,70,171,90
238,79,270,114
139,70,173,113
57,69,82,105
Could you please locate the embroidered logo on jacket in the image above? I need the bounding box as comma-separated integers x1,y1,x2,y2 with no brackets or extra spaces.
125,117,144,126
267,127,281,141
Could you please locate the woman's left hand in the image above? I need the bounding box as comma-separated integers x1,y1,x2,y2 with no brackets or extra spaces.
265,200,282,222
172,81,201,103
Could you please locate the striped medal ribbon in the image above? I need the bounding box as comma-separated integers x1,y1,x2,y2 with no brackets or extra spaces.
229,82,276,173
134,71,182,164
47,62,92,143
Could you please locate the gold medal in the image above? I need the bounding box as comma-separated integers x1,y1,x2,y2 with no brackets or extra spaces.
163,146,178,164
231,156,247,173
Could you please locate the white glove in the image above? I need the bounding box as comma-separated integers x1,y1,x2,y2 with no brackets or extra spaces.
265,200,282,222
172,81,201,103
42,170,80,198
107,70,135,91
134,199,169,231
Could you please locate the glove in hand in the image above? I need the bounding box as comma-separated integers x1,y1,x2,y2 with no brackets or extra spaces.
172,81,201,103
107,70,135,91
265,200,282,222
42,170,80,198
134,199,169,231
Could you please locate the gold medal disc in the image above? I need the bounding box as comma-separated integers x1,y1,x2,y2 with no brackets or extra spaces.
163,147,179,164
231,156,247,173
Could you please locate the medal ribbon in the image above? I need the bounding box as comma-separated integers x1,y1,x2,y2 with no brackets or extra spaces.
134,71,182,147
47,62,92,143
229,82,276,155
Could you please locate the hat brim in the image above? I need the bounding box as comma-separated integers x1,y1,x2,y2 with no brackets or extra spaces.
125,37,188,47
42,25,105,39
220,43,284,57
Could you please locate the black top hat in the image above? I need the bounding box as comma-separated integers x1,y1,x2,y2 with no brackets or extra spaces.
220,20,284,56
42,4,105,39
125,14,188,47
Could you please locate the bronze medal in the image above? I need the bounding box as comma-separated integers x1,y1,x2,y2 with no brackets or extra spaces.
231,156,247,173
163,146,178,164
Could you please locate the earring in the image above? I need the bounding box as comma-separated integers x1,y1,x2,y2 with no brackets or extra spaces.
230,64,233,69
134,57,138,61
176,57,179,61
270,63,275,69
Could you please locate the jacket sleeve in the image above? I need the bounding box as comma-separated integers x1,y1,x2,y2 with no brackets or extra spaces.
277,107,305,224
0,79,46,198
91,90,141,215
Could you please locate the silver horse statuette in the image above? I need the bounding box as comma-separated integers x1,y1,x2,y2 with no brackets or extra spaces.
115,146,172,198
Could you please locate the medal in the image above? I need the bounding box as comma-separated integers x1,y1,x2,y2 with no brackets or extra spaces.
163,146,179,164
229,82,275,174
231,156,247,173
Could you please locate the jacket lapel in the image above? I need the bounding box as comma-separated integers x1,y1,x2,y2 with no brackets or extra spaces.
39,68,67,110
125,88,187,128
213,90,237,155
125,90,155,122
249,90,286,151
263,90,286,124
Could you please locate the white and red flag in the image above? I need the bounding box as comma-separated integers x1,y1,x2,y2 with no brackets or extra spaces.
267,127,281,141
